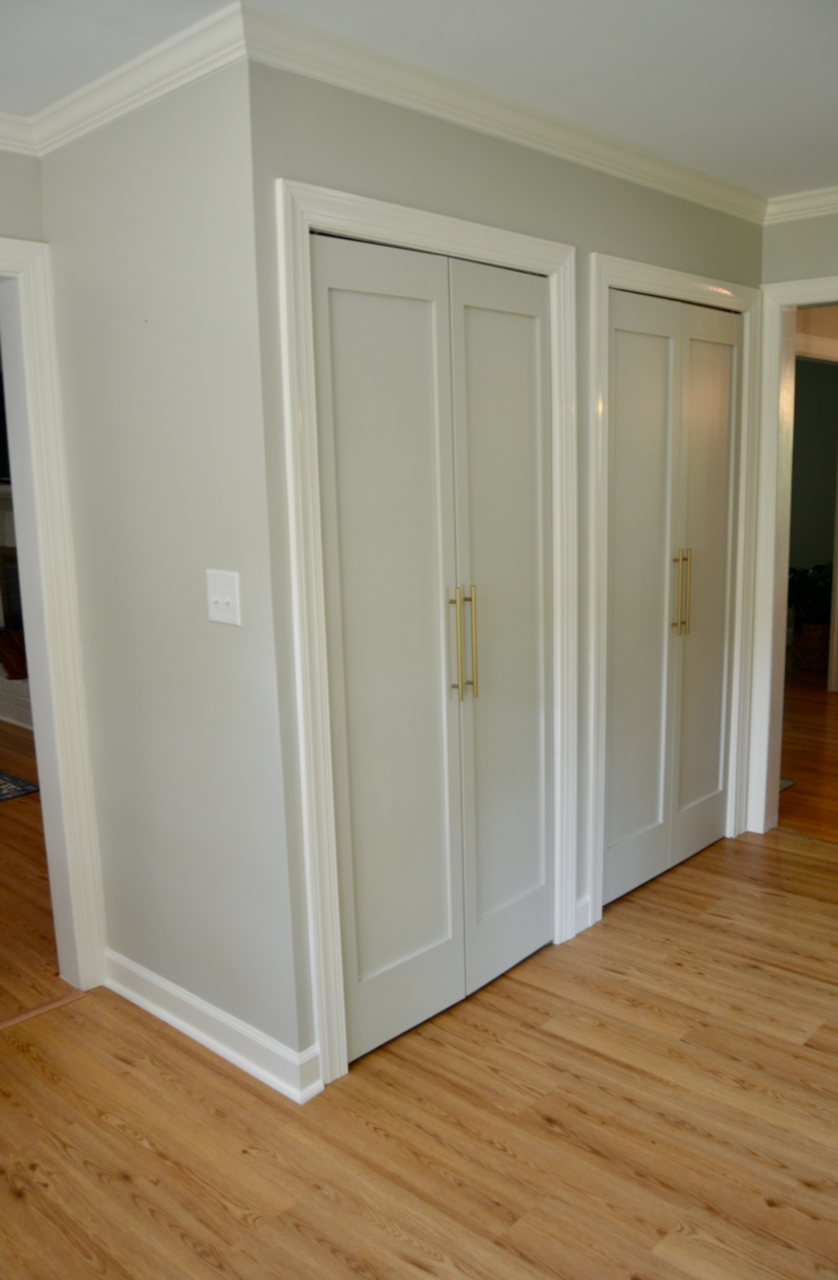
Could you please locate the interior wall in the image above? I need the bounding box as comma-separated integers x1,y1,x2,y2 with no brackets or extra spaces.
764,213,838,283
248,61,763,1034
0,151,43,242
789,358,838,571
40,62,303,1050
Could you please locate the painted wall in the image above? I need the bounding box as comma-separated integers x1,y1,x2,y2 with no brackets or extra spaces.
0,151,43,242
40,63,303,1050
247,61,763,1024
763,214,838,283
789,358,838,571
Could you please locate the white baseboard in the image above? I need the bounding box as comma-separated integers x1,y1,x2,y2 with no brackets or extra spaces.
0,712,34,730
574,895,592,935
104,949,323,1105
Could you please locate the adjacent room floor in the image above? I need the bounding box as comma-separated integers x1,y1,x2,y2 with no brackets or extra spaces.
0,721,77,1028
1,823,837,1278
780,670,838,842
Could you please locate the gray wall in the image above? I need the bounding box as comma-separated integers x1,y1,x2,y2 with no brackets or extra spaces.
0,151,43,242
764,213,838,283
248,61,763,1017
41,63,303,1049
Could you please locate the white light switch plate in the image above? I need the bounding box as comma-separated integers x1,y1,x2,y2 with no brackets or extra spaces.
206,569,241,625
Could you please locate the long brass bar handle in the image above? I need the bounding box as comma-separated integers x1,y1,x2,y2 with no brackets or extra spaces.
464,585,478,697
684,548,692,635
449,587,464,701
672,551,684,636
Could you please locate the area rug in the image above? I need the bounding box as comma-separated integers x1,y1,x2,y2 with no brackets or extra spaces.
0,770,38,801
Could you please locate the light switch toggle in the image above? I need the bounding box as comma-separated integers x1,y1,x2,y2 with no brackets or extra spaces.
207,569,241,625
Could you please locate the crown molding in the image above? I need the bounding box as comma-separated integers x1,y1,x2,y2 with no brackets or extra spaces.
764,185,838,226
0,3,245,157
0,1,791,226
244,7,766,225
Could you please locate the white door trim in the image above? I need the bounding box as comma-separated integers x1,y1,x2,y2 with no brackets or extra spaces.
276,180,576,1084
0,237,106,989
585,254,761,928
749,276,838,831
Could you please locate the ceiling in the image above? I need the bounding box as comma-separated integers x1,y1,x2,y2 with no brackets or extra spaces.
1,0,836,199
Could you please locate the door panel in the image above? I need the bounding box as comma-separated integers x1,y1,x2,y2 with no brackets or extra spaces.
671,306,741,864
449,258,554,991
604,291,681,904
311,234,465,1061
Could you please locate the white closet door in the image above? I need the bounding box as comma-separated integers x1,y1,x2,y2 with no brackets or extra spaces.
604,291,681,904
311,234,465,1061
670,304,741,864
449,259,554,991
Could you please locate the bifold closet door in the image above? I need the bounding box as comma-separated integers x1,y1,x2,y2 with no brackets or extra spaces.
311,234,465,1062
604,289,740,905
449,258,554,991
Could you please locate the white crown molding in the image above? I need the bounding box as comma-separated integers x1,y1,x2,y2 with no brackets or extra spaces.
0,2,767,223
765,185,838,225
0,3,245,158
245,8,766,225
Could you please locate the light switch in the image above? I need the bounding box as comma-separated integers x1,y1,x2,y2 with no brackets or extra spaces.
206,569,241,625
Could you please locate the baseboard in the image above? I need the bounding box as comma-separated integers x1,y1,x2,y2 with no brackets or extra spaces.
574,895,592,935
0,712,34,730
104,950,323,1105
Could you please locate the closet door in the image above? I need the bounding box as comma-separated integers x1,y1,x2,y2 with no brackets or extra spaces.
449,259,555,990
311,234,465,1062
670,304,741,865
604,291,682,904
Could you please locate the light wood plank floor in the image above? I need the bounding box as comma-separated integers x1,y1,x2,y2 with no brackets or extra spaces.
780,672,838,842
2,827,838,1277
0,722,75,1023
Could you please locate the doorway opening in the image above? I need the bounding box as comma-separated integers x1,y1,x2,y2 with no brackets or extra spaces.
778,304,838,842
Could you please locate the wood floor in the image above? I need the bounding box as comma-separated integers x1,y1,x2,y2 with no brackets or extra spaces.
780,671,838,842
0,722,75,1024
2,827,838,1278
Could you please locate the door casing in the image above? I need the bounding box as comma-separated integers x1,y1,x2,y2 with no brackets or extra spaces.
276,180,576,1085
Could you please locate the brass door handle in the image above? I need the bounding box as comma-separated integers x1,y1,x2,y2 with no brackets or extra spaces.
450,587,464,701
684,548,692,635
672,551,684,636
464,585,478,697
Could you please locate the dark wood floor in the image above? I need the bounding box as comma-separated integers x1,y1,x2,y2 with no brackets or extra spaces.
2,825,838,1278
780,670,838,842
0,721,75,1024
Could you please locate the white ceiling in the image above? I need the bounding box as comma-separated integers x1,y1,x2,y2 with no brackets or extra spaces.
1,0,837,198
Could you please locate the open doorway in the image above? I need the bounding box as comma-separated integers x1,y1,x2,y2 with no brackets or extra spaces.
779,305,838,841
0,328,83,1027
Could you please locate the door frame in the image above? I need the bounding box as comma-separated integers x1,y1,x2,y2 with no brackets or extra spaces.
0,237,106,989
583,254,762,928
276,180,576,1084
748,275,838,833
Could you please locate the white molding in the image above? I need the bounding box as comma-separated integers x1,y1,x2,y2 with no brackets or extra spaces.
105,950,322,1105
276,179,577,1084
246,8,763,224
587,255,761,923
0,2,764,224
0,3,246,157
765,186,838,226
0,237,107,988
574,895,592,936
749,275,838,832
796,332,838,363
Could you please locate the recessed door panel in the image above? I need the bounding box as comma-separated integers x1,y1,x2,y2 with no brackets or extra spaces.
604,291,681,904
311,234,465,1061
450,258,554,991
